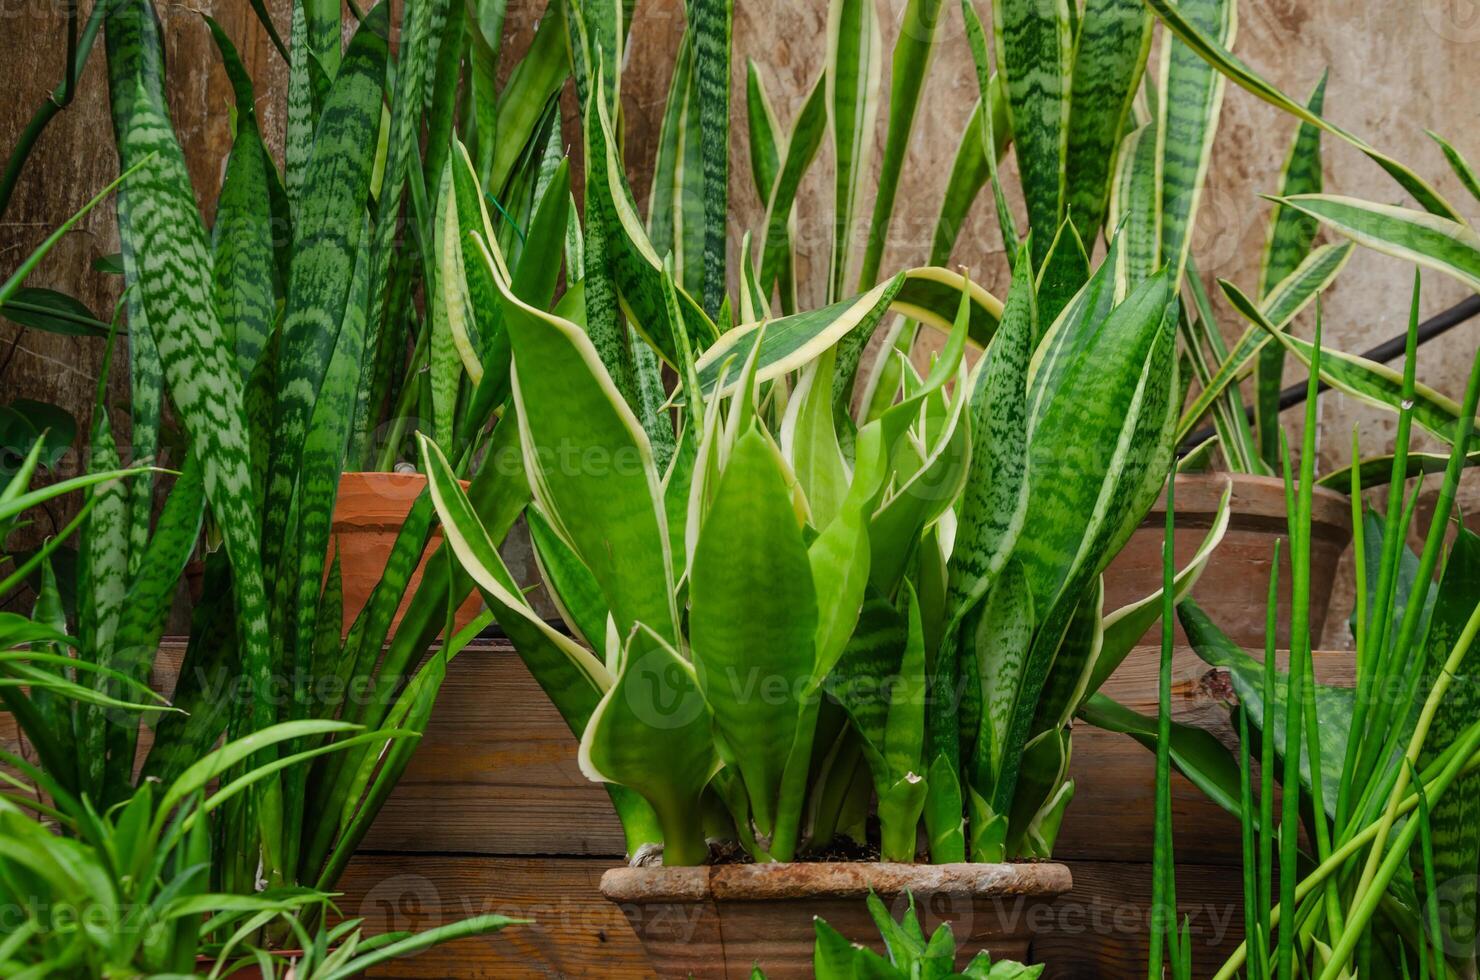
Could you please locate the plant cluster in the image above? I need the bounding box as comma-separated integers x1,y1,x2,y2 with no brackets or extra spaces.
1108,10,1480,979
2,0,1479,975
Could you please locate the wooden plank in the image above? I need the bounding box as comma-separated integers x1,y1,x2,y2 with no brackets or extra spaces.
1035,860,1245,978
361,639,1352,865
0,639,1351,865
332,854,1245,979
335,854,652,979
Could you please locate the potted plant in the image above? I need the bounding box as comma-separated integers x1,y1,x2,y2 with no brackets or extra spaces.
0,0,569,925
0,723,517,978
407,0,1339,969
1089,17,1480,971
413,26,1249,973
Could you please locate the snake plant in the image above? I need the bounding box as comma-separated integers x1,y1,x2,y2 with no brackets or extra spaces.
0,0,574,905
1099,19,1480,970
424,111,1236,866
404,0,1277,867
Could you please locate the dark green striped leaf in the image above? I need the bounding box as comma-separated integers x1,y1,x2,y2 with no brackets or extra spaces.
990,0,1072,269
115,79,275,753
961,2,1020,264
1254,73,1327,466
1155,0,1234,283
262,7,388,584
101,457,206,801
692,0,732,317
1063,0,1152,245
212,119,277,382
1109,120,1160,284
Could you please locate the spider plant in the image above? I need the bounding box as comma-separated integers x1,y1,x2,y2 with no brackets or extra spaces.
0,721,516,980
1137,279,1480,978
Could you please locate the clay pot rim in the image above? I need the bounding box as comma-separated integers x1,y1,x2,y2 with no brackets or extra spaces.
600,861,1072,904
1154,472,1351,527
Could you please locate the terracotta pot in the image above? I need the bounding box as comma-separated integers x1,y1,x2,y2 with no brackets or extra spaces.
601,861,1072,979
332,472,484,636
1102,473,1353,648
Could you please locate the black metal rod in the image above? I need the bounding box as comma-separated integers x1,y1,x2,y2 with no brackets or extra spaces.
1177,293,1480,456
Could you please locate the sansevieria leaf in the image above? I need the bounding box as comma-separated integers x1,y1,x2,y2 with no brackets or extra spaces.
1265,328,1475,446
960,5,1020,267
1254,73,1327,466
583,75,717,369
1063,0,1152,245
262,7,389,582
651,35,696,260
1175,241,1353,443
1278,193,1480,294
692,0,732,317
689,425,817,838
758,72,827,309
990,0,1072,271
477,231,680,649
858,0,945,290
1155,0,1235,284
1109,120,1160,285
579,626,717,866
116,80,275,748
419,433,611,732
826,0,883,301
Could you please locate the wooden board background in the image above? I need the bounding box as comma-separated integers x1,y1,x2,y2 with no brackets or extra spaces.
0,639,1351,978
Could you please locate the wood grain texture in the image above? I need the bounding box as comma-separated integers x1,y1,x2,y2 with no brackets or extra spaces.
0,637,1342,977
0,639,1355,869
359,638,1352,866
330,855,1247,979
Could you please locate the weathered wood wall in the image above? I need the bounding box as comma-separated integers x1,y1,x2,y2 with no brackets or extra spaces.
0,639,1341,978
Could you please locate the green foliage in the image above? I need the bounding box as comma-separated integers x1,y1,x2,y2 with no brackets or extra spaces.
752,893,1042,979
0,0,585,935
1125,261,1480,978
0,728,516,978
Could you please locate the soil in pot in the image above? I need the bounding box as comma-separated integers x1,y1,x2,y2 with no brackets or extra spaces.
1103,472,1352,648
601,861,1072,979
